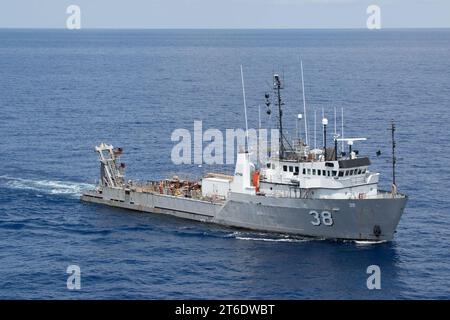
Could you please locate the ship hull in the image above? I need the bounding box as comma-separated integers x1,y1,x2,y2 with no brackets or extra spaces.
81,187,407,241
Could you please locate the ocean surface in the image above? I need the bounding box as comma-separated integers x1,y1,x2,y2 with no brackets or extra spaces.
0,29,449,299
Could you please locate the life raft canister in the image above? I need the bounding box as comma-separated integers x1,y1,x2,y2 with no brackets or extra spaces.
252,171,260,193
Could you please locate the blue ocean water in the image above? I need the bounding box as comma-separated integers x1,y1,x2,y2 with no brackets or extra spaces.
0,29,449,299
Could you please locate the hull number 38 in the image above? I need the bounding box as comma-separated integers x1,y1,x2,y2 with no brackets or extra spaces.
309,211,334,226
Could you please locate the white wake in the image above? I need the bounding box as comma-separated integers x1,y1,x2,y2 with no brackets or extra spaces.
354,240,387,245
228,231,312,243
0,175,94,198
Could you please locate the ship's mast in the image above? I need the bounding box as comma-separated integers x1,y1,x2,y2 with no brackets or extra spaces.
274,74,285,159
240,65,249,152
334,106,337,136
257,104,261,166
391,120,397,186
341,107,344,151
314,109,317,149
300,60,308,145
333,106,339,160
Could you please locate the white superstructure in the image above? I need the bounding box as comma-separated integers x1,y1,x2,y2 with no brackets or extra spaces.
259,148,379,199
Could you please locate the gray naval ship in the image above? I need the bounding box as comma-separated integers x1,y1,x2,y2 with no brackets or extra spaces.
81,71,408,242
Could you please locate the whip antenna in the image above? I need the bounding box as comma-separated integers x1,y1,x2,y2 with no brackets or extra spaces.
240,65,249,151
301,60,308,145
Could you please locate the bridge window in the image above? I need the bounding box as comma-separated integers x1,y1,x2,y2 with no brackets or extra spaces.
358,169,362,174
302,168,306,175
327,171,331,177
322,170,326,176
295,167,299,173
307,169,311,175
318,170,321,176
266,163,271,169
362,168,366,174
338,171,344,177
345,170,349,176
289,166,293,172
283,165,287,172
332,170,337,176
312,169,316,175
